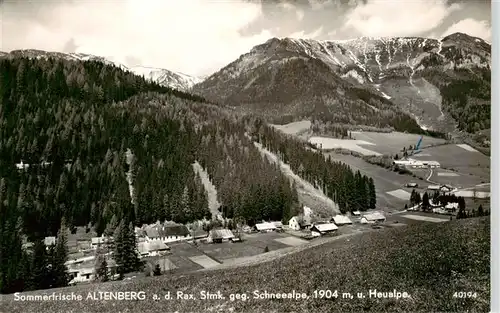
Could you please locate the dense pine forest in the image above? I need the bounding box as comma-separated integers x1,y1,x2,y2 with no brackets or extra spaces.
0,56,376,294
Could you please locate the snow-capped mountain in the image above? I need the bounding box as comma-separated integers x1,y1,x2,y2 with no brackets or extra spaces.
128,66,202,91
194,32,490,133
0,49,202,91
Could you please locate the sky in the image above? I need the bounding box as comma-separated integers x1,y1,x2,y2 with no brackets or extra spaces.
0,0,492,77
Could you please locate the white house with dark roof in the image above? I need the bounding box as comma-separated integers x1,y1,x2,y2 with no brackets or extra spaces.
310,223,338,237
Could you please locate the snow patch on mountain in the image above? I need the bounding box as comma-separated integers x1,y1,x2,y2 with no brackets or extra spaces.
129,66,202,91
341,69,365,84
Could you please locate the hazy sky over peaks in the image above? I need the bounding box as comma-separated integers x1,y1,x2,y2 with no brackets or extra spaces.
0,0,491,77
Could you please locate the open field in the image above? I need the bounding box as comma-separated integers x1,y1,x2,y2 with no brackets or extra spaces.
326,153,431,210
399,214,450,223
309,136,382,156
3,217,489,313
198,232,290,261
270,120,311,135
189,255,220,269
350,131,446,155
274,236,309,246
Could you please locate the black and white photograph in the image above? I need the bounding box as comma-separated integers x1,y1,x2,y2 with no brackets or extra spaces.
0,0,495,312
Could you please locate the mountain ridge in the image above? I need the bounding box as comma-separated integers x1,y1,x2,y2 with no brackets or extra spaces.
0,49,202,92
193,32,490,142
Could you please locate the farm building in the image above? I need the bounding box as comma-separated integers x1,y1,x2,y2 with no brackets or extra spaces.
393,159,440,168
160,224,191,243
445,202,459,212
351,211,361,216
272,221,283,229
332,215,353,225
137,241,170,257
144,224,191,243
288,216,312,230
90,236,113,249
427,185,441,191
405,182,419,188
310,223,338,237
207,229,236,243
255,222,277,232
360,212,386,224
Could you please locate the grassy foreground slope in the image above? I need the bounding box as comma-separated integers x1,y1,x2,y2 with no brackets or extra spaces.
1,218,489,313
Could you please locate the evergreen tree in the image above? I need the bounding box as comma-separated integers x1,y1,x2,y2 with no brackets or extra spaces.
368,178,376,209
30,239,50,290
422,192,430,212
94,244,108,282
51,218,69,288
113,220,125,279
478,204,484,216
153,264,162,276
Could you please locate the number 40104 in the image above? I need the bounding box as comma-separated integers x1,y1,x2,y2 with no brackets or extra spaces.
453,291,477,298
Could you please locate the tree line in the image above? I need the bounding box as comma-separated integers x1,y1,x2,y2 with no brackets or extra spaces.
248,121,376,214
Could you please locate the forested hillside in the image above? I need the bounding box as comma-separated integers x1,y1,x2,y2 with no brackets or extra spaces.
248,123,376,214
0,56,375,294
421,67,490,134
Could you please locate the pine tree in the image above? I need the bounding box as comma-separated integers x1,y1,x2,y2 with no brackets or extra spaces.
153,264,162,276
30,239,50,290
368,178,376,209
94,244,108,282
113,220,125,279
422,192,430,211
51,218,69,288
478,204,484,216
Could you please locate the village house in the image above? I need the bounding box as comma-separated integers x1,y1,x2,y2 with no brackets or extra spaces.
143,223,192,243
288,216,312,231
90,236,113,249
68,267,94,284
310,222,338,237
255,222,277,232
360,212,386,224
332,215,353,226
207,229,237,243
137,241,170,258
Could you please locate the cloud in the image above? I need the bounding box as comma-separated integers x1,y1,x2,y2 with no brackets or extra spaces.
343,0,462,37
289,26,324,39
1,0,271,76
441,18,491,42
62,38,79,53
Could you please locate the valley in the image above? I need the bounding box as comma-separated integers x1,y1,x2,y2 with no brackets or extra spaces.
0,25,491,313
